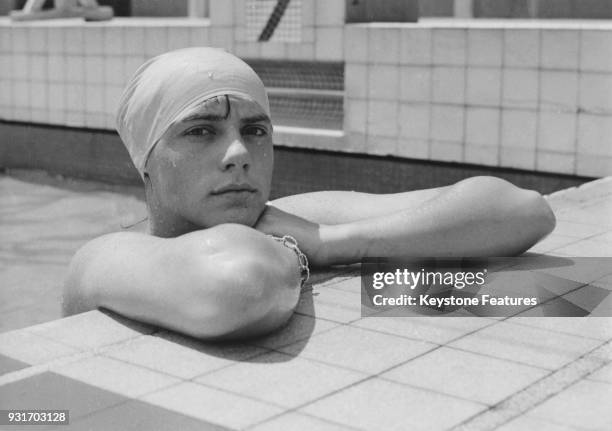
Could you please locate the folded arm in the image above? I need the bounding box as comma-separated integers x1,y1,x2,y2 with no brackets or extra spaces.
262,176,556,264
63,224,301,340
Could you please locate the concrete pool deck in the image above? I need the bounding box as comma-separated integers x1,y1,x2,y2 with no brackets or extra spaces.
0,173,611,430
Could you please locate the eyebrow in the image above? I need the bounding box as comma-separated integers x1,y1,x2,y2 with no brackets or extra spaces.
240,114,271,125
181,113,226,123
180,113,271,124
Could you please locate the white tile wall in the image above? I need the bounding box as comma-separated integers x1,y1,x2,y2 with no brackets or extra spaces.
344,25,368,63
0,27,11,52
29,82,46,110
84,26,105,56
400,28,431,66
576,155,612,177
210,0,234,26
315,27,343,61
367,135,397,156
468,29,503,67
504,29,539,69
466,68,501,107
344,99,367,134
3,21,612,178
167,27,192,51
368,28,400,65
85,85,105,113
579,73,612,114
399,104,430,140
343,132,367,153
48,83,65,112
501,147,535,170
47,55,65,82
345,63,368,99
124,27,145,55
64,27,84,55
432,66,465,105
30,55,47,82
396,138,429,160
260,42,286,59
540,71,578,112
367,101,398,138
502,69,538,109
536,152,575,174
13,81,29,107
501,109,538,149
368,64,399,100
541,30,579,71
430,140,463,162
432,29,466,66
430,105,464,142
315,0,344,26
577,114,612,157
0,79,12,106
538,111,576,153
211,26,234,51
47,27,64,55
28,27,48,53
580,31,612,72
145,27,169,57
104,27,124,56
234,42,261,58
104,56,125,86
12,27,28,53
66,55,85,83
400,66,431,103
465,107,499,147
85,55,105,85
464,144,498,166
190,27,210,46
12,54,28,80
286,43,315,60
301,0,315,27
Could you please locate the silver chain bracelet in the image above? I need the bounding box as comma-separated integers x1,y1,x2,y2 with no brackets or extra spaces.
270,235,310,287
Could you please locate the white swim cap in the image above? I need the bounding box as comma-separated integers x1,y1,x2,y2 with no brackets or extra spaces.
116,47,270,177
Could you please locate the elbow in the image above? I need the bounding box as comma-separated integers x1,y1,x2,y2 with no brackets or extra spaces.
62,245,98,316
459,177,557,254
491,178,556,251
183,254,301,341
527,191,556,240
511,190,556,254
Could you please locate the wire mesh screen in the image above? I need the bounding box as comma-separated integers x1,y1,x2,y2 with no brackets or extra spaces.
246,0,302,43
246,60,344,130
269,95,344,129
247,60,344,90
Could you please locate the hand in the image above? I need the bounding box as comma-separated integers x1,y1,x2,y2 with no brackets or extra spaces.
254,205,328,265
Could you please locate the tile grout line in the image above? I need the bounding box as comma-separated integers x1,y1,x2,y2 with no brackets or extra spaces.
0,350,96,387
246,314,516,426
448,339,612,431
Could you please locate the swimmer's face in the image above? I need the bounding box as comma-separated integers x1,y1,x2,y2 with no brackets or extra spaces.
145,94,273,229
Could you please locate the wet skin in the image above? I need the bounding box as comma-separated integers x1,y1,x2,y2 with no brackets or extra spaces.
144,95,274,237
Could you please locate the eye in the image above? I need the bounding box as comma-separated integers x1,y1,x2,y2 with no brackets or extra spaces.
184,126,214,137
243,125,268,137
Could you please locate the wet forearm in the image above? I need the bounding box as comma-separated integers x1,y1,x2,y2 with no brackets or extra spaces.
317,177,555,263
64,226,302,339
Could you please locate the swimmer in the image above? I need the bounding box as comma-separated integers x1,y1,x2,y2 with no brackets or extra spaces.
63,48,555,340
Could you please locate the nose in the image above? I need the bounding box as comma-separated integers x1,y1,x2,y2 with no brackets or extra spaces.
220,134,251,172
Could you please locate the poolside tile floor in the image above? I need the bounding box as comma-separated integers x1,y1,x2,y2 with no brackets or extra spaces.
0,174,611,429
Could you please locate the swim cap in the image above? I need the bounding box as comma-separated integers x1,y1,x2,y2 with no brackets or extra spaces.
115,47,270,177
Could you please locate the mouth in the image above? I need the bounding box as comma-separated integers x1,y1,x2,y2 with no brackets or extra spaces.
211,184,258,195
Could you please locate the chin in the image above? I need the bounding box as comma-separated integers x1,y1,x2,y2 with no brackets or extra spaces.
201,207,263,228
